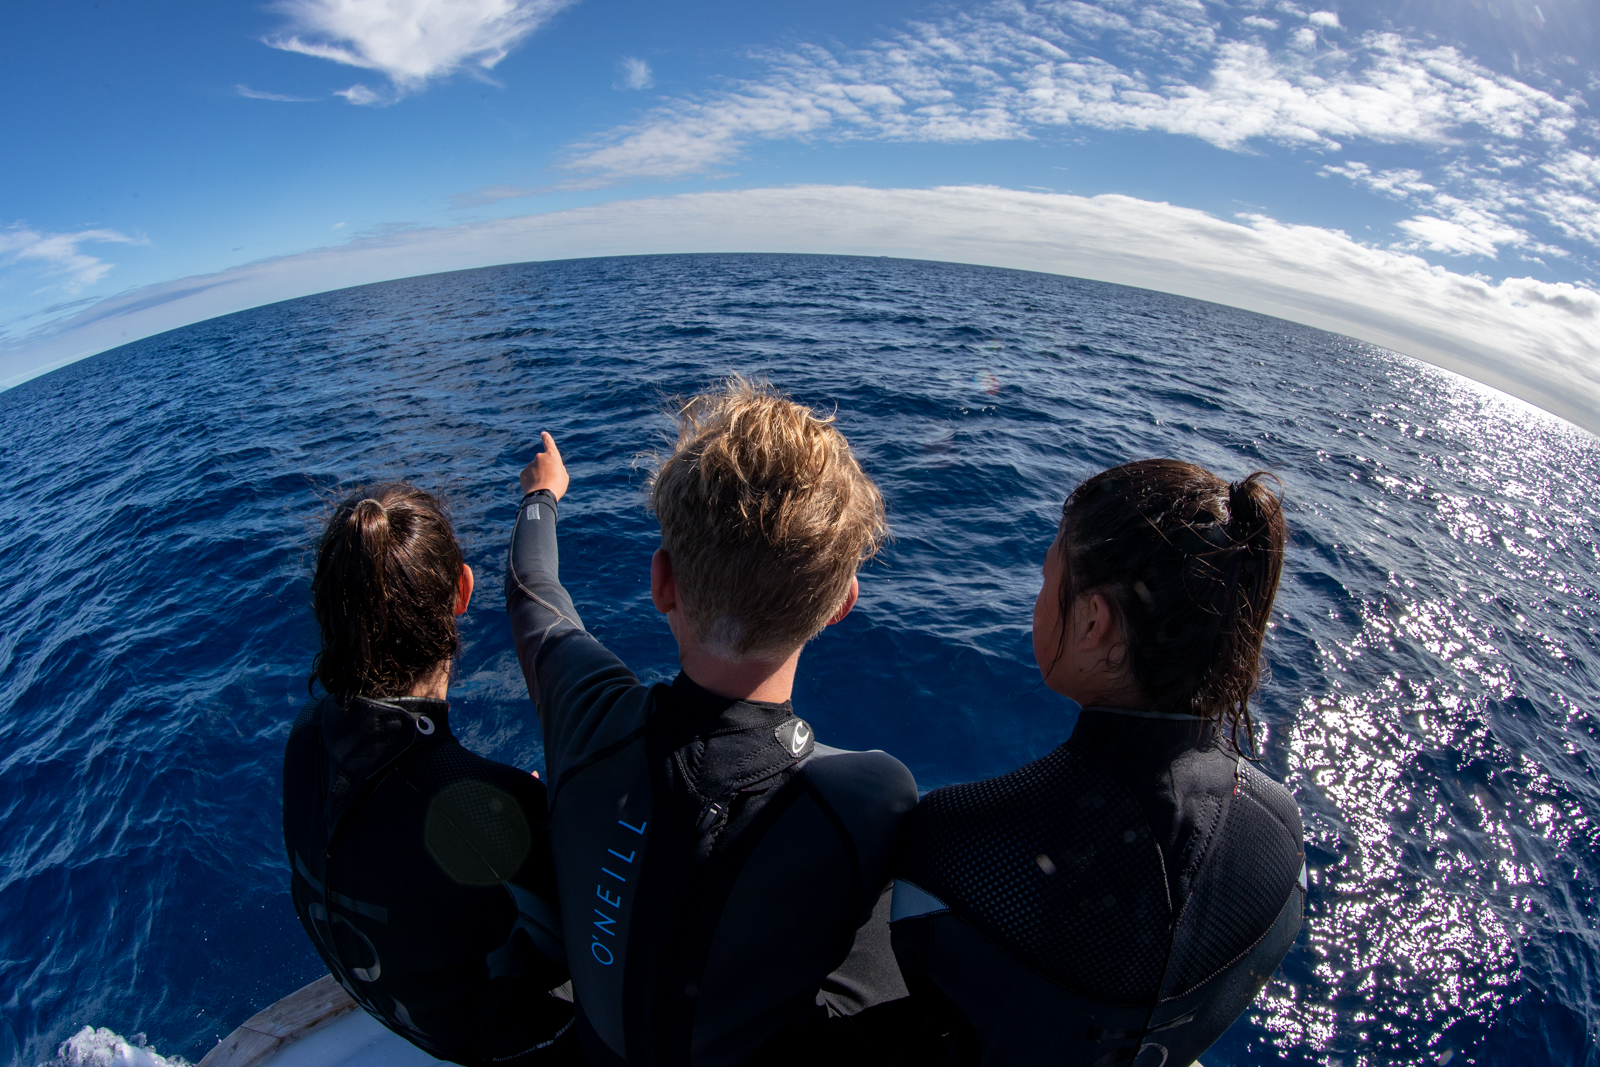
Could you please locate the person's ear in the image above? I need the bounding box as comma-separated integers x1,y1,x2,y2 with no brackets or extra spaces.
825,575,860,626
1075,592,1116,650
650,548,677,615
455,563,475,616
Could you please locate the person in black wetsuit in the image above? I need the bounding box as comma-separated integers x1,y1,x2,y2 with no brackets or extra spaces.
282,483,581,1065
505,378,919,1067
890,459,1306,1067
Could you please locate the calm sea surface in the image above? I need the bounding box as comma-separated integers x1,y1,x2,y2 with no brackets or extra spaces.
1,254,1596,1067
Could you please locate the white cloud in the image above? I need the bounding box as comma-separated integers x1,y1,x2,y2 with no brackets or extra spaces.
335,83,384,105
1327,162,1541,257
1015,37,1573,151
617,56,653,91
235,84,319,102
557,0,1598,273
1322,161,1437,200
565,3,1578,175
564,64,866,179
1398,213,1521,257
0,224,143,293
452,182,560,206
1544,148,1600,191
266,0,574,98
1535,149,1600,245
4,185,1596,435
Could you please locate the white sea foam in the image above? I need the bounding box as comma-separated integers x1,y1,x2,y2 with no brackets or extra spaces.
43,1027,191,1067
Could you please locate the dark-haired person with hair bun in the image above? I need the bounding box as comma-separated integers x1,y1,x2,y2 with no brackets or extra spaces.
889,460,1306,1067
282,484,583,1066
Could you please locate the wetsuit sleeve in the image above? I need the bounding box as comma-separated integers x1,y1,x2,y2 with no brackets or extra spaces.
505,490,650,784
800,746,919,923
476,765,578,1064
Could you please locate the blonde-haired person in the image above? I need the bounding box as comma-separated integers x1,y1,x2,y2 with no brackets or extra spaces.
505,379,918,1067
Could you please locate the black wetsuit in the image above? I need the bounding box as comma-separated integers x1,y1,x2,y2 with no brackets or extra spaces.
890,707,1305,1066
282,692,578,1066
505,489,919,1067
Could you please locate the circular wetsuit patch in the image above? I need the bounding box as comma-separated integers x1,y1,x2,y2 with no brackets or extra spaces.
774,717,814,759
423,780,532,886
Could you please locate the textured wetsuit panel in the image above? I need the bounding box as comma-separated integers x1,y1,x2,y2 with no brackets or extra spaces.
1166,761,1305,997
892,709,1305,1066
405,743,544,888
897,743,1170,1001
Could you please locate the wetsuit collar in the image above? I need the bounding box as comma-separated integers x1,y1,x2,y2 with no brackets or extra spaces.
666,670,793,736
664,671,806,796
1068,705,1222,769
325,693,451,748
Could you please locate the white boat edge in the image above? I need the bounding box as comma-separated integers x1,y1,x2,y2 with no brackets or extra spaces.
200,976,1204,1066
197,975,441,1067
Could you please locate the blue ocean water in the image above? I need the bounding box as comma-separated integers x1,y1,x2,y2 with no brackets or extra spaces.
0,254,1596,1067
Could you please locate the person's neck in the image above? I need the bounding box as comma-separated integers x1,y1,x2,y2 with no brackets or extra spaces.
407,663,450,701
678,644,801,704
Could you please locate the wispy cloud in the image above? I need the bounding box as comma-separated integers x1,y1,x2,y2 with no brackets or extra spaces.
616,56,653,91
334,83,385,105
265,0,575,103
0,224,144,294
235,84,319,102
5,186,1596,434
557,0,1597,272
451,182,571,207
564,2,1575,173
1397,212,1525,258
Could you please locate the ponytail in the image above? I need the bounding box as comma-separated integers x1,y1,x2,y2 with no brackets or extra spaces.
1216,472,1286,754
1054,461,1286,754
310,484,464,698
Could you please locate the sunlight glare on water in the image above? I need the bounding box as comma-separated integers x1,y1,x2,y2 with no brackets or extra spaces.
1256,384,1598,1065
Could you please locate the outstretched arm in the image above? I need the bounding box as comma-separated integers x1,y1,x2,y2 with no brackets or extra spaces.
507,431,583,636
505,433,648,786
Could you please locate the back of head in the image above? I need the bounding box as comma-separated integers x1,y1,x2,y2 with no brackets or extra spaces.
649,376,886,660
310,483,464,698
1056,459,1285,748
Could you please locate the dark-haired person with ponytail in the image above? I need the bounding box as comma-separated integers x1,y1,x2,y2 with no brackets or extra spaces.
282,484,583,1065
889,460,1306,1067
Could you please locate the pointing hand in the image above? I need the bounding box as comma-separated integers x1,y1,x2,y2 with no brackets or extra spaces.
519,432,569,502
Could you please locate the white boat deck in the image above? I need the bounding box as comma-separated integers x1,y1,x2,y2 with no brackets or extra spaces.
198,976,441,1067
255,1007,442,1067
204,973,1205,1065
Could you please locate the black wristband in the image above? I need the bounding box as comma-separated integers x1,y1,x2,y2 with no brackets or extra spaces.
517,488,559,521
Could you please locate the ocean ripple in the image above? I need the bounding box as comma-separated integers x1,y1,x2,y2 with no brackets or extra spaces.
1,254,1596,1066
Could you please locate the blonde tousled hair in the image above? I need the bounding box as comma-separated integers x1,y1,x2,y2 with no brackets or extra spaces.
648,377,886,660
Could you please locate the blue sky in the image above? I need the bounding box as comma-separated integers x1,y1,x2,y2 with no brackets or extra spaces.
3,0,1598,426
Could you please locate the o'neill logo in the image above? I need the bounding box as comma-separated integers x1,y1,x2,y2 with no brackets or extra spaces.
776,718,814,759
